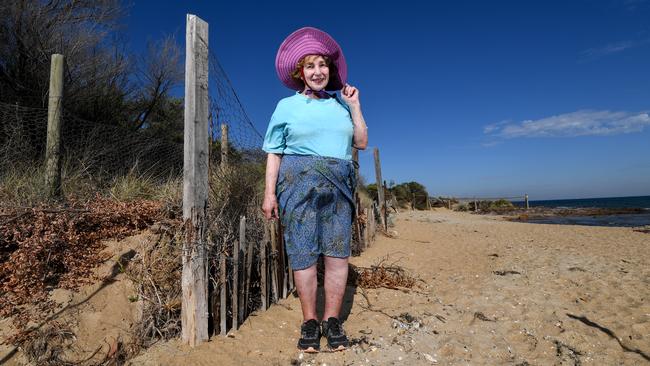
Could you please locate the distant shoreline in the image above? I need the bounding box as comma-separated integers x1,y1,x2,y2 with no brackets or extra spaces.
500,206,650,228
511,195,650,210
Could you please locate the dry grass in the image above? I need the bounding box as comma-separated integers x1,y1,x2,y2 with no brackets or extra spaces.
0,159,182,208
126,222,183,349
351,256,417,290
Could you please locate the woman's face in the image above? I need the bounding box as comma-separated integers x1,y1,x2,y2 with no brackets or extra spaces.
301,55,329,91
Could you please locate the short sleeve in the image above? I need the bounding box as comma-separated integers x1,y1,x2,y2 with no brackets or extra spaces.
262,103,286,154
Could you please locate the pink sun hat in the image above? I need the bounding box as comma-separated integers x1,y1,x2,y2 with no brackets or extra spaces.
275,27,348,91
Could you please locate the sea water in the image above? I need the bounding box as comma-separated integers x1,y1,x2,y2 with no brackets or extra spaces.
512,195,650,227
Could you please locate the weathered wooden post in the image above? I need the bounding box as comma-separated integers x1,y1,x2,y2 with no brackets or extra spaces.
352,148,360,188
363,208,369,249
237,216,246,325
232,216,243,330
220,123,229,168
373,148,385,229
219,251,227,335
383,180,389,231
370,204,376,242
260,222,269,311
525,194,529,210
269,222,279,303
181,14,209,346
243,218,254,318
277,221,288,299
45,54,64,200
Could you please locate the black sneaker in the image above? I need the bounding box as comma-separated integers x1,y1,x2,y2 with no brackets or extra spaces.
321,317,349,351
297,319,321,353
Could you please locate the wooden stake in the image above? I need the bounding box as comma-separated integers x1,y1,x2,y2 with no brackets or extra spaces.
181,14,209,347
232,217,242,330
244,218,254,317
383,180,388,231
219,251,227,336
220,123,229,169
45,54,64,200
525,194,529,210
373,148,385,230
277,221,288,299
269,221,279,303
260,222,268,311
363,208,369,250
238,216,246,325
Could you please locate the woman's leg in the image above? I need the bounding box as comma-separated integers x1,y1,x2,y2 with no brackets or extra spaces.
322,256,349,320
293,263,318,321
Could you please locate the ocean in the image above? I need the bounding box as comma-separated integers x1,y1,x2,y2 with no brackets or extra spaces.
514,195,650,210
512,195,650,228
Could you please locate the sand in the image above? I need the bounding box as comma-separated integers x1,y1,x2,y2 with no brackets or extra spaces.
2,209,649,365
0,234,145,366
130,209,650,365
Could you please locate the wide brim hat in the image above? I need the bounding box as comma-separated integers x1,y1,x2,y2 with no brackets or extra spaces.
275,27,347,91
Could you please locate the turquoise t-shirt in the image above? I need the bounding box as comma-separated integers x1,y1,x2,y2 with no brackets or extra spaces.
262,92,353,160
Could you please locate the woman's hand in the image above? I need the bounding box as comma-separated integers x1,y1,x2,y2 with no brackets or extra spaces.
341,83,360,108
262,193,279,220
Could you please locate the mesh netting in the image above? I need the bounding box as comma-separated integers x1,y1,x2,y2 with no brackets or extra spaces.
0,102,184,179
208,51,265,163
0,50,269,183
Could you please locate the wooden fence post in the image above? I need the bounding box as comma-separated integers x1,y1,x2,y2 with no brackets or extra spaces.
260,222,268,311
221,123,229,168
277,221,288,299
45,54,64,200
352,148,360,188
232,216,243,330
181,14,210,347
243,218,254,318
383,180,389,231
525,194,529,210
374,148,385,229
269,222,279,303
219,251,227,335
363,208,369,249
237,216,246,325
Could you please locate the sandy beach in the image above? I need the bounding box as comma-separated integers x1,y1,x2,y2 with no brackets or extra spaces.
2,208,649,365
127,209,649,365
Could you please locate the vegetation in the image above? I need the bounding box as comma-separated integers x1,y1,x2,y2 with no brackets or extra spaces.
366,181,431,210
0,0,183,127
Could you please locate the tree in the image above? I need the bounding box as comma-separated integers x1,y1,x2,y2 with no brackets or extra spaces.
128,35,183,131
387,181,430,209
0,0,128,116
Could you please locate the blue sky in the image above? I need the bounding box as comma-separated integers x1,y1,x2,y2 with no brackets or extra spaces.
125,0,650,200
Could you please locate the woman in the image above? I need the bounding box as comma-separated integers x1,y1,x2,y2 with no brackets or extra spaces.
262,27,368,352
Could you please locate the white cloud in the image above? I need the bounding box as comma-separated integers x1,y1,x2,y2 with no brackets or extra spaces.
580,39,650,61
484,110,650,139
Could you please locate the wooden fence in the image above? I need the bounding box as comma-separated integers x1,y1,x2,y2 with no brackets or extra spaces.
210,203,379,337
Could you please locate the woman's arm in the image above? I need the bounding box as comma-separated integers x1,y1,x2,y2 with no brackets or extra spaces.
350,105,368,150
262,153,282,219
341,84,368,150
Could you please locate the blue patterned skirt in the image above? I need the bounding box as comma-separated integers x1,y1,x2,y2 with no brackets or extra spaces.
276,155,356,270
